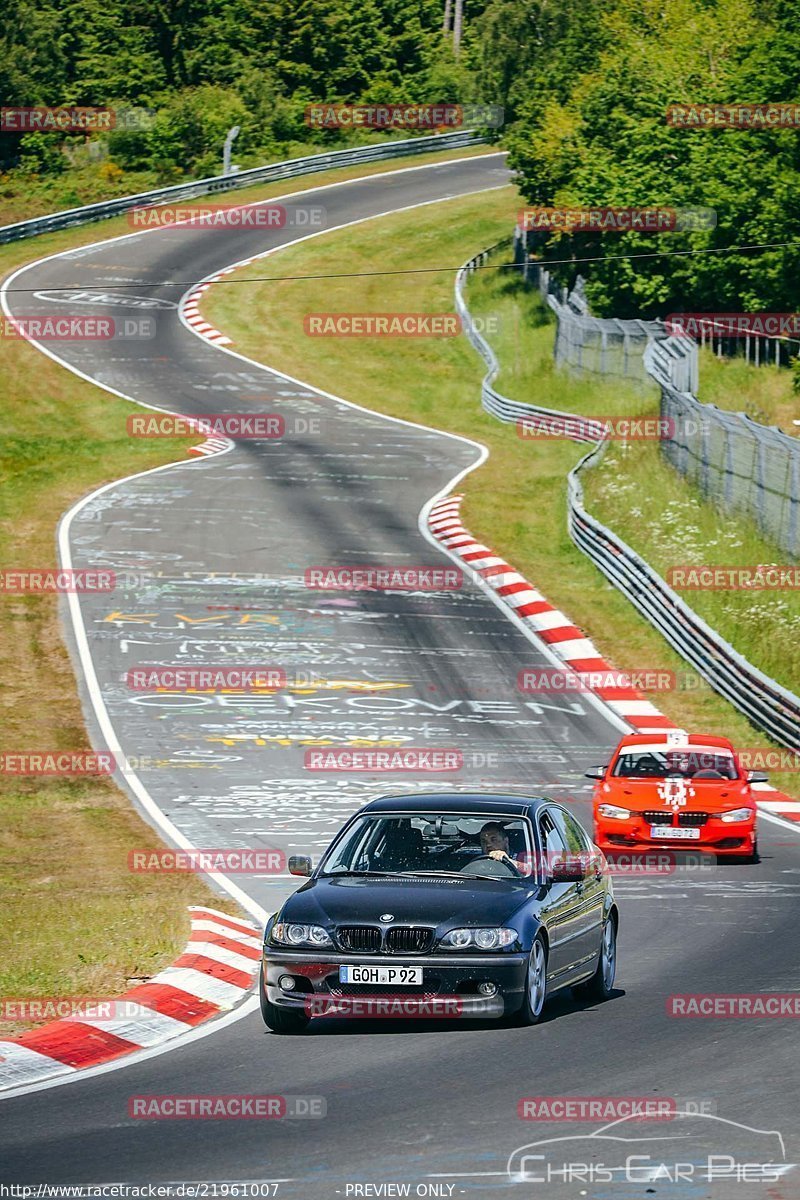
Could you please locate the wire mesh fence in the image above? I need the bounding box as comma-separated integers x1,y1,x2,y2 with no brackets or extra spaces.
513,225,800,557
648,347,800,557
513,228,668,388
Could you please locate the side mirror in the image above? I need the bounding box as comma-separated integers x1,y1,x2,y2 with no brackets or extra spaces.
288,854,312,877
584,766,607,780
550,855,586,883
747,770,768,784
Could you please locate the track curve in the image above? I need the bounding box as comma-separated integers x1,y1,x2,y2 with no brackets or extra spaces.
2,153,800,1199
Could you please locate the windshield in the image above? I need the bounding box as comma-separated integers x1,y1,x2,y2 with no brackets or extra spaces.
612,746,738,780
319,812,534,880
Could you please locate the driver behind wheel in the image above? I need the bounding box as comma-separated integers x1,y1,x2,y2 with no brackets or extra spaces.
479,822,521,873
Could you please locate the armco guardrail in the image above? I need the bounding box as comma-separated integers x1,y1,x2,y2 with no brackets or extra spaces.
458,243,800,750
567,446,800,750
455,245,599,442
0,131,486,245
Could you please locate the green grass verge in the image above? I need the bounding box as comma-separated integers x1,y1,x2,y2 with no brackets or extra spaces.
475,256,658,418
697,346,798,436
201,188,800,800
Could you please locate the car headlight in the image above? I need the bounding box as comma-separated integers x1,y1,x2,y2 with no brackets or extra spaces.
720,807,753,824
598,803,631,820
440,927,517,950
270,922,332,947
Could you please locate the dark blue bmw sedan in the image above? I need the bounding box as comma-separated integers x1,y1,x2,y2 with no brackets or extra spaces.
260,793,617,1032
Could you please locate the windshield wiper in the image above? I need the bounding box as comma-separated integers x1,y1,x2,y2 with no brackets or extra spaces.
321,869,393,878
395,870,468,879
463,872,528,883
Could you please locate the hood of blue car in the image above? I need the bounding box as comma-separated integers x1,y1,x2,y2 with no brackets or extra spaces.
276,873,538,931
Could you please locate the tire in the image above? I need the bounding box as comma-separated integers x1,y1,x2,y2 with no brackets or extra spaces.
515,933,548,1026
259,965,310,1034
575,913,617,1004
734,837,759,865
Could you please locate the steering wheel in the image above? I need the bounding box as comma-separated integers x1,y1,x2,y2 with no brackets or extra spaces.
459,854,520,878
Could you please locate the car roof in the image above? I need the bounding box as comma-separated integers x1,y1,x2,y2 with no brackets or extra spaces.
613,732,735,751
358,792,549,818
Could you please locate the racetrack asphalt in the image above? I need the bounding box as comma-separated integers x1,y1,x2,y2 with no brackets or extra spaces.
2,153,800,1199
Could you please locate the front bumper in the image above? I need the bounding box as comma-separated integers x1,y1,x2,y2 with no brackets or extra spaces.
262,948,529,1019
595,811,756,856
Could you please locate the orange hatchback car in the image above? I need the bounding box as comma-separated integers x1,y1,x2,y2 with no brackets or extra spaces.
587,730,767,862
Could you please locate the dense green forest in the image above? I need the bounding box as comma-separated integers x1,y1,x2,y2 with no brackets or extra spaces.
503,0,800,316
0,0,492,181
2,0,800,313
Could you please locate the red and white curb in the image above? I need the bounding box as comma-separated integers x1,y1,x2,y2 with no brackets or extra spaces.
189,436,233,457
0,906,261,1092
428,493,800,821
182,279,233,346
181,256,261,348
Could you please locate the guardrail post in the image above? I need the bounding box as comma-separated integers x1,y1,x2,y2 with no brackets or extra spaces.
790,453,800,555
755,437,767,528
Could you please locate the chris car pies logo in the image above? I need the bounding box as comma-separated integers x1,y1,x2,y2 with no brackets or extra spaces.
506,1112,793,1187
